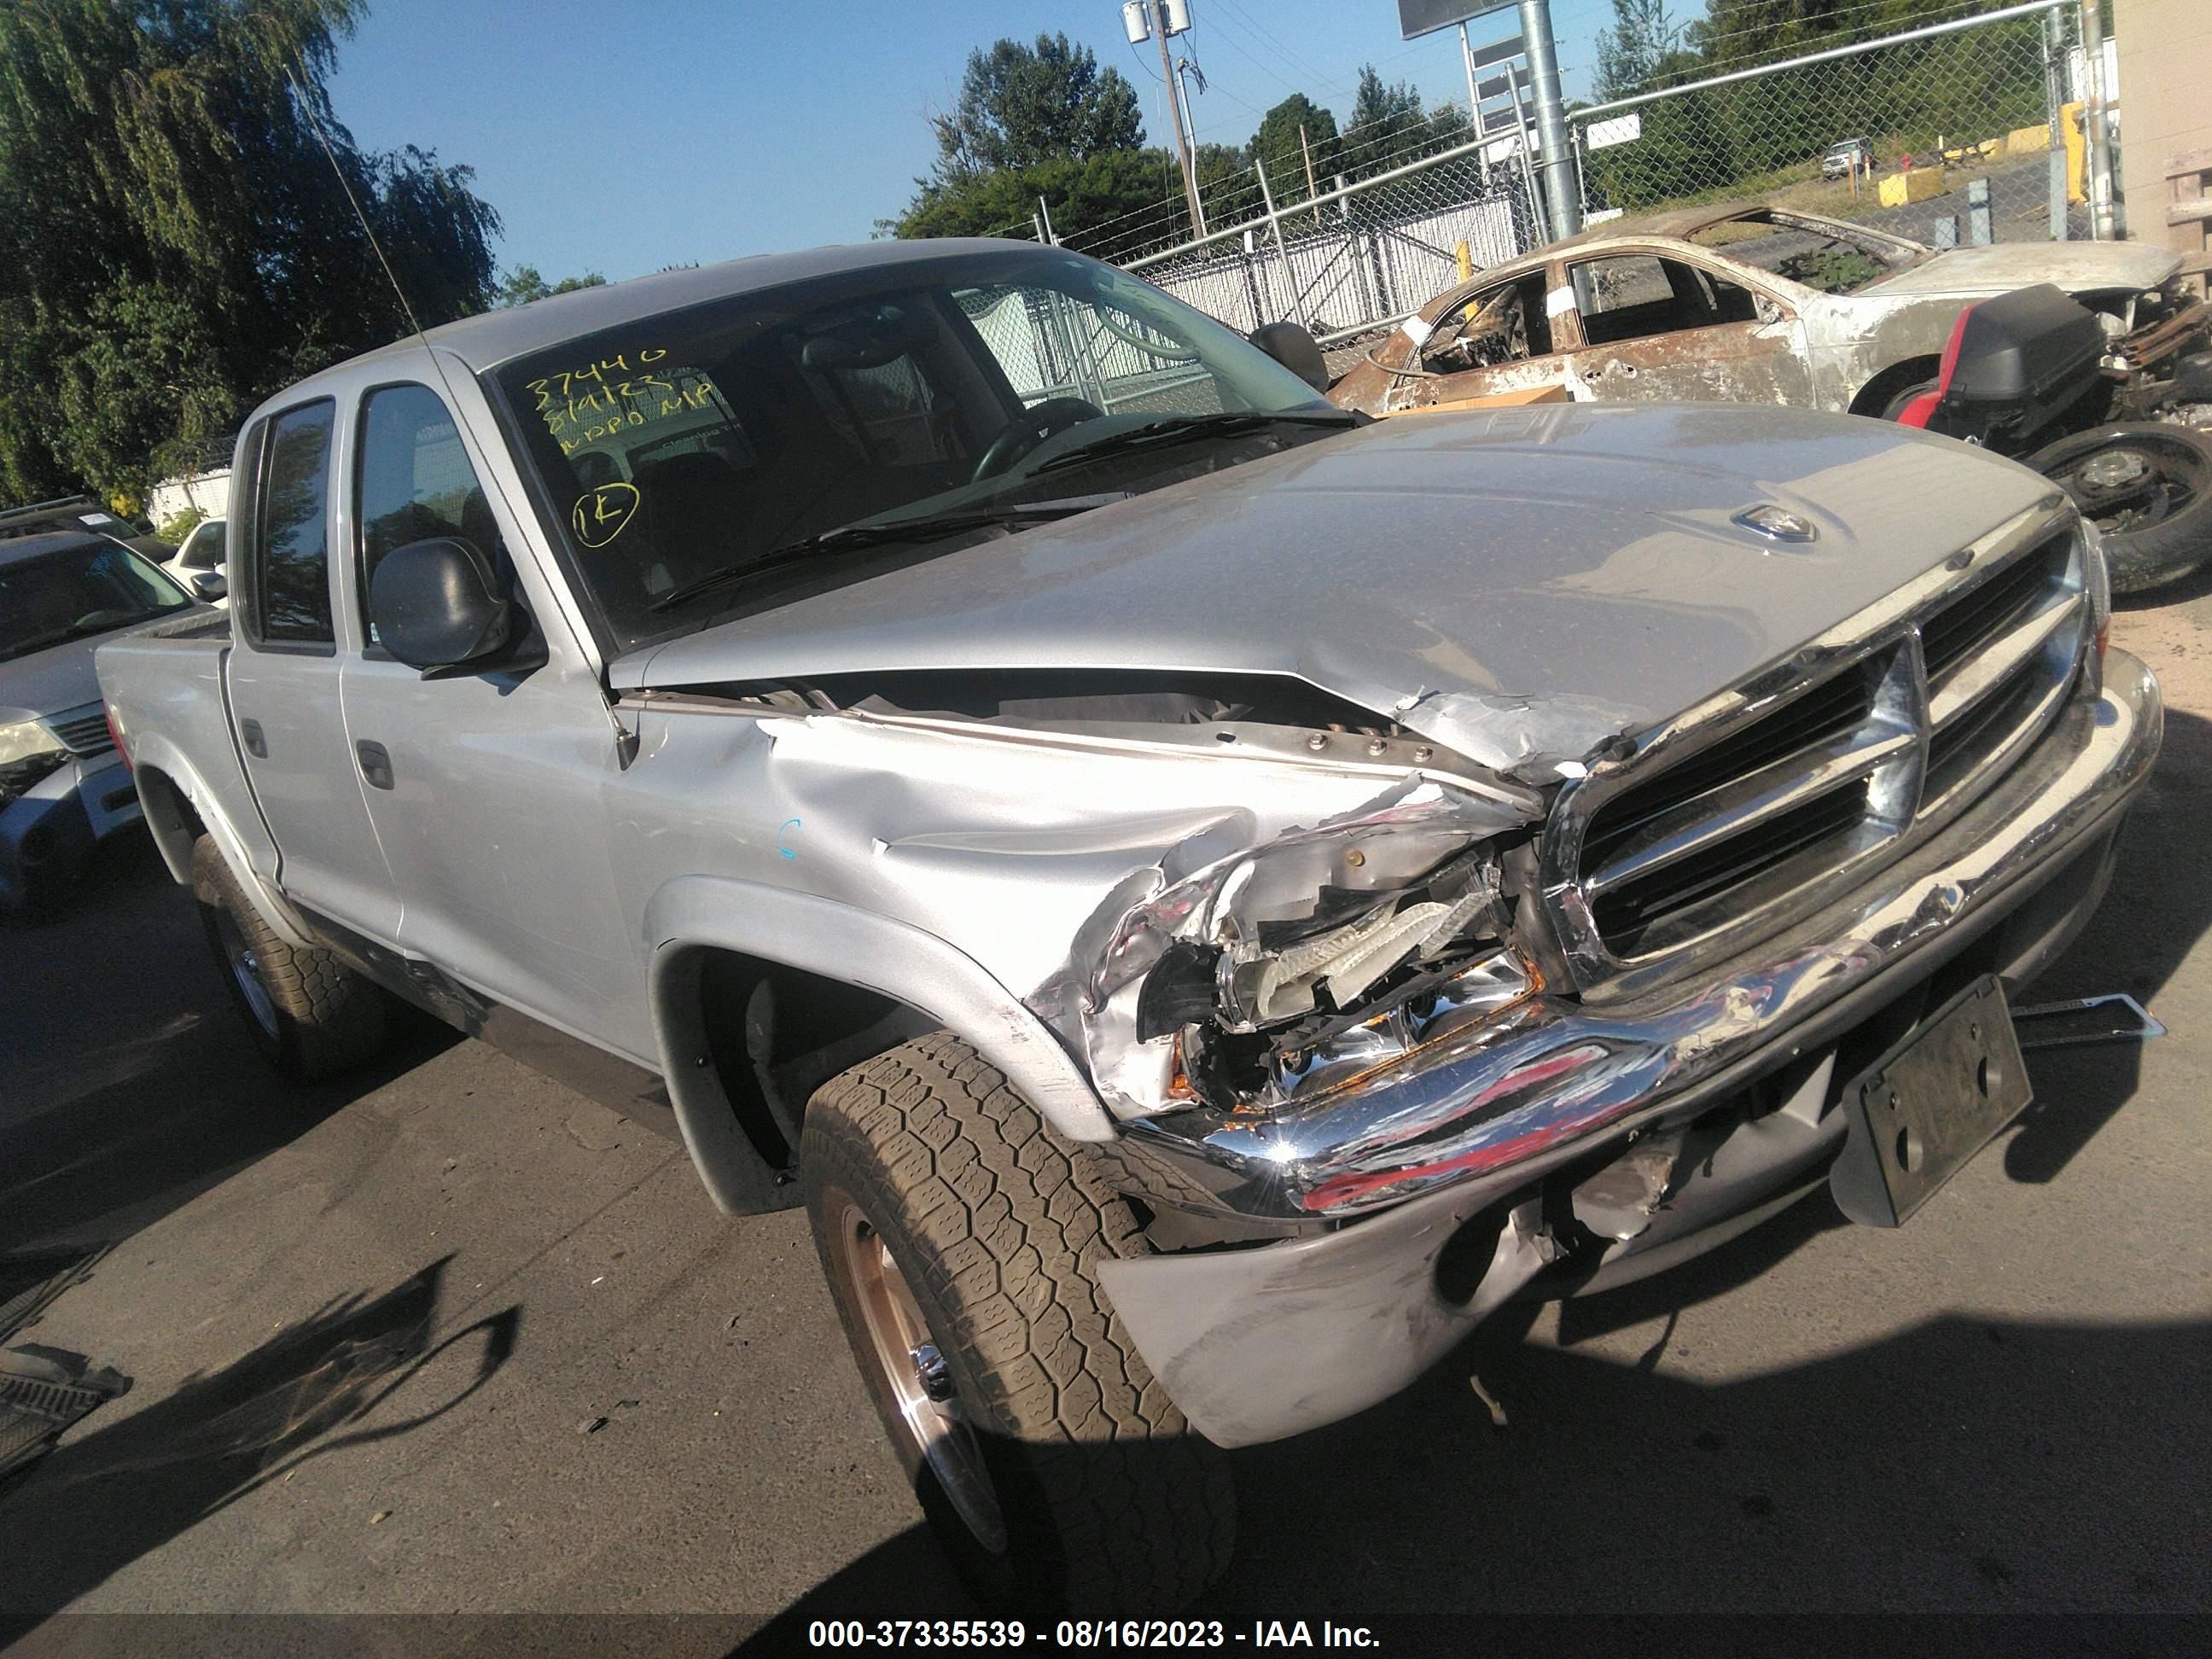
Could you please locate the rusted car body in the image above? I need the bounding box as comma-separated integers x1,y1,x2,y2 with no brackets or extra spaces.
1330,205,2199,421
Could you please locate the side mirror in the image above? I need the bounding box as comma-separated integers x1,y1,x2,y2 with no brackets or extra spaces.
187,568,227,603
369,538,520,673
1249,321,1330,394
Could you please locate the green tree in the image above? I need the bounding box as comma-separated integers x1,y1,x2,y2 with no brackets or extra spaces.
1594,0,1678,99
928,33,1144,181
893,149,1171,244
0,0,502,505
1249,92,1342,206
496,265,609,307
894,32,1157,248
1346,66,1471,179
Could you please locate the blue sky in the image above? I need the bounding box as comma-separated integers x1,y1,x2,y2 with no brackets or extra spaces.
327,0,1621,282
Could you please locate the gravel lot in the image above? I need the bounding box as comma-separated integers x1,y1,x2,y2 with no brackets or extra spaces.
3,573,2209,1645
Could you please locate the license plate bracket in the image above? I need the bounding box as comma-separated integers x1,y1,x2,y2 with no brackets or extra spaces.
1830,976,2032,1228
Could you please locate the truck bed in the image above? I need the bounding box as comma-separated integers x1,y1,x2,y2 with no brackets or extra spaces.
94,630,278,897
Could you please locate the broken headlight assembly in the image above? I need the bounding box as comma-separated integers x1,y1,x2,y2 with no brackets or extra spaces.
0,719,70,808
1070,779,1540,1118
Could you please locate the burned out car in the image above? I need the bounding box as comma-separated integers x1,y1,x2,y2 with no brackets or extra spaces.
97,241,2162,1610
1329,204,2203,422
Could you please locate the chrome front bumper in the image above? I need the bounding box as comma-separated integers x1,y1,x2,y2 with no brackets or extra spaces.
1102,652,2159,1447
1119,651,2163,1225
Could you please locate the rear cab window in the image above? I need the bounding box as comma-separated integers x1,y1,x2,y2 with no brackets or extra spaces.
241,399,338,652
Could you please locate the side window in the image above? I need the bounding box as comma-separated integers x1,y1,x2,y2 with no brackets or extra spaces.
250,399,337,647
1428,272,1554,370
1572,255,1760,345
356,383,506,646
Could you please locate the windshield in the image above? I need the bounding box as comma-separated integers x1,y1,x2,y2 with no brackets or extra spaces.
0,541,193,662
490,247,1338,649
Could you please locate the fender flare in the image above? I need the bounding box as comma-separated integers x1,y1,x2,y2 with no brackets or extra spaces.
130,738,313,949
643,876,1115,1214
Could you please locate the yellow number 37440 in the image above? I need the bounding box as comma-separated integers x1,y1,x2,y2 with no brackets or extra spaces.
572,482,640,549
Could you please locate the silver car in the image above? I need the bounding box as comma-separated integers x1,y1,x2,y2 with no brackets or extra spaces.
1,531,210,914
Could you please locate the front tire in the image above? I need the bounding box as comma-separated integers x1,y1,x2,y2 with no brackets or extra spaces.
803,1033,1235,1612
191,836,387,1082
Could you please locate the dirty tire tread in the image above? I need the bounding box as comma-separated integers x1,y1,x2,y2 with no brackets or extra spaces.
191,836,386,1082
805,1032,1234,1613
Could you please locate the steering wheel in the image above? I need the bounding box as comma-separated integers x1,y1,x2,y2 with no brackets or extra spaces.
972,397,1103,483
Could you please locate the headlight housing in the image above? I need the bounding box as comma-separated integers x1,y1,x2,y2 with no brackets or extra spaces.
1066,778,1538,1118
0,719,69,807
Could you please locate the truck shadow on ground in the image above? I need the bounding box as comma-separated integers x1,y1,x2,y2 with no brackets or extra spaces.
740,1304,2211,1632
0,1255,520,1635
0,832,459,1257
1994,702,2209,1187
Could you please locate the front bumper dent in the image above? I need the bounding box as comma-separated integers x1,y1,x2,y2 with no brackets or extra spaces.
1120,652,2162,1223
1099,650,2157,1447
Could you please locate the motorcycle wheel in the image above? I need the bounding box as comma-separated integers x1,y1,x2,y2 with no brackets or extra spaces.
2025,421,2212,595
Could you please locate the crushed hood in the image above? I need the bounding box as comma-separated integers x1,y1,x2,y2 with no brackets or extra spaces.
617,404,2058,775
1866,239,2180,298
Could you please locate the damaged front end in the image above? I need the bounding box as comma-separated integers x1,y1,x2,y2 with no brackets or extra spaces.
1045,775,1540,1123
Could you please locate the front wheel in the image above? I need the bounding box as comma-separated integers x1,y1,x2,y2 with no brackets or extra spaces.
2026,421,2212,595
803,1033,1235,1612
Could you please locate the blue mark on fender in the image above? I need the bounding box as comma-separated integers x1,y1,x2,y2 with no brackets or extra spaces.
777,818,803,860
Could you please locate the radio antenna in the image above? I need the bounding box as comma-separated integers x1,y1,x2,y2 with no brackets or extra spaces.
284,59,439,352
277,57,637,751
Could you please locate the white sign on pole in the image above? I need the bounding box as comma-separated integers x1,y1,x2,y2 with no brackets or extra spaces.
1586,112,1644,150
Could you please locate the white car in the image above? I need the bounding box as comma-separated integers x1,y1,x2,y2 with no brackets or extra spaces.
160,517,229,607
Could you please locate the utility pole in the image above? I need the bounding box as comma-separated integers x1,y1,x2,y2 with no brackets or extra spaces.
1519,0,1582,239
2078,0,2116,239
1173,57,1210,236
1126,0,1206,240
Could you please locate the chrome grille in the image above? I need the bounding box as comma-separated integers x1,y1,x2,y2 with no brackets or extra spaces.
1543,505,2087,995
44,702,114,757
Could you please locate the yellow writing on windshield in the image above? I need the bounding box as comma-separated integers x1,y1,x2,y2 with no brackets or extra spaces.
571,481,641,549
527,351,727,456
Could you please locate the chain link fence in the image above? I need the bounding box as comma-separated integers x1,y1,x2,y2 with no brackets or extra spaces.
1569,0,2097,248
1025,2,2111,348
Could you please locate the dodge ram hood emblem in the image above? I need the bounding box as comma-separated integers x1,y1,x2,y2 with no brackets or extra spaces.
1733,504,1819,544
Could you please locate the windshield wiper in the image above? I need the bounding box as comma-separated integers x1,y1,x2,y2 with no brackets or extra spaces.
1028,409,1357,478
649,493,1126,614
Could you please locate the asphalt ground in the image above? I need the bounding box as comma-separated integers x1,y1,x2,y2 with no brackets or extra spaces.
2,577,2209,1651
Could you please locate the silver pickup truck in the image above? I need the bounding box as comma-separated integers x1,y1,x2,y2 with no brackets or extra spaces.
96,240,2162,1610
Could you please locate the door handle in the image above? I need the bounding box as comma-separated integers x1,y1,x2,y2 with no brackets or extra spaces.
355,740,394,791
238,718,266,759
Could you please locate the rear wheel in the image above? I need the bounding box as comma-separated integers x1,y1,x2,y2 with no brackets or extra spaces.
2026,422,2212,594
803,1032,1235,1613
191,836,387,1082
